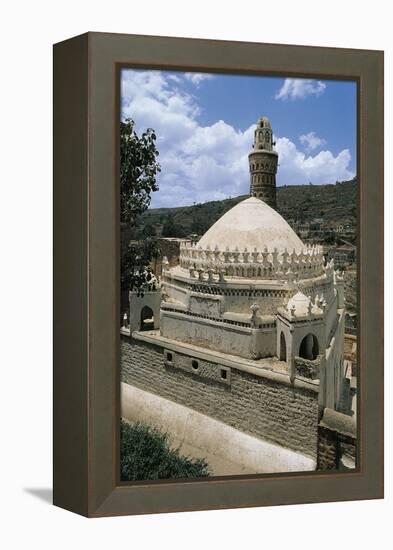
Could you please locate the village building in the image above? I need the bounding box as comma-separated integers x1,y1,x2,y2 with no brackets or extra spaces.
332,244,356,268
150,237,186,277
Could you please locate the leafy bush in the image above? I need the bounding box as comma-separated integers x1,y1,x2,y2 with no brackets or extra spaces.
120,420,210,481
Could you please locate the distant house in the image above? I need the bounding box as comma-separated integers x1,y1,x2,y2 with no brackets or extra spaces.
345,313,357,337
334,223,345,234
309,218,323,231
296,222,310,238
333,244,356,268
150,237,187,277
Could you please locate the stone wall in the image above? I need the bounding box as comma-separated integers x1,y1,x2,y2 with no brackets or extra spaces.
295,356,321,380
317,408,357,470
121,335,320,458
317,426,338,470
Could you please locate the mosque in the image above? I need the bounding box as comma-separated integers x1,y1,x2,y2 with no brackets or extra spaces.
121,117,354,474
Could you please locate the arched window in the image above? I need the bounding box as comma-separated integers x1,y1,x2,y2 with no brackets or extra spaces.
299,333,319,360
140,305,154,331
280,332,287,361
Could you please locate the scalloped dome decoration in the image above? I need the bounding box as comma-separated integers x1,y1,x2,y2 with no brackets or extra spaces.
179,197,325,282
198,197,304,252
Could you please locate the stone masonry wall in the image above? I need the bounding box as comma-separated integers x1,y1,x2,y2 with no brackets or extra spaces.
317,426,338,470
121,336,320,458
317,408,357,470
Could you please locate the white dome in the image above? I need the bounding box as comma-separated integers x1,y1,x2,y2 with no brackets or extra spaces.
197,197,304,253
286,290,324,317
287,291,311,316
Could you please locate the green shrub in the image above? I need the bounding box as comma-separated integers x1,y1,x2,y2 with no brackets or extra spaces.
120,420,210,481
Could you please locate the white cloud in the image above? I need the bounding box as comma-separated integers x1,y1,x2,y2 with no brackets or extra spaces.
275,78,326,100
299,131,327,151
275,137,353,185
167,74,182,83
184,72,214,86
121,69,353,207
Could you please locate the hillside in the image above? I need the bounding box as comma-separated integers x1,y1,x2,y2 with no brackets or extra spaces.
136,178,357,239
277,178,357,224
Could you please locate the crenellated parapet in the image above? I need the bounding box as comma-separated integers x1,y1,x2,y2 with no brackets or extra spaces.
179,240,325,281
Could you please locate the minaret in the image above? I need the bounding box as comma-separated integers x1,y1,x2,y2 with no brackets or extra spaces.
248,116,278,209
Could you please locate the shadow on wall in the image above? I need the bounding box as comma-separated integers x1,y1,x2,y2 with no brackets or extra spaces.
140,305,154,331
299,333,319,360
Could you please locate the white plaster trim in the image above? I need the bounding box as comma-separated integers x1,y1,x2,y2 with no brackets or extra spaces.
121,383,316,475
161,308,252,334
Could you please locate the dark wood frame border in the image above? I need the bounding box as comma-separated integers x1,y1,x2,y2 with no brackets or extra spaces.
53,32,383,517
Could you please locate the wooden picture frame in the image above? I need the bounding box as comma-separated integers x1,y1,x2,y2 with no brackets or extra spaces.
53,32,384,517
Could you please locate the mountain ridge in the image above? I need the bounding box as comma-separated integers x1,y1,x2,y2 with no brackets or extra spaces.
139,178,357,239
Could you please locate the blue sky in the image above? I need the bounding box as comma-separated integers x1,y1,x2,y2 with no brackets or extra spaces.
121,69,356,208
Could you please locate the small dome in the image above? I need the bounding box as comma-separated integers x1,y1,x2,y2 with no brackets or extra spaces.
286,291,324,317
287,291,311,317
197,197,304,253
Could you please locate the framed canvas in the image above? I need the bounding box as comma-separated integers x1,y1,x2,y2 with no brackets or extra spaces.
53,32,383,517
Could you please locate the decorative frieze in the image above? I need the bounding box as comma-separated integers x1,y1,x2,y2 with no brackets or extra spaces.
161,305,277,330
161,276,290,299
179,241,325,281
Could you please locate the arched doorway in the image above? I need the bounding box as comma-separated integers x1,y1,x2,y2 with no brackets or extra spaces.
299,333,319,360
140,305,154,331
279,332,287,361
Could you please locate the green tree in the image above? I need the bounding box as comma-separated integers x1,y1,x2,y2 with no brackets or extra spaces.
323,231,336,245
121,239,160,294
161,216,176,237
120,118,161,224
161,215,187,238
120,118,161,294
142,223,157,238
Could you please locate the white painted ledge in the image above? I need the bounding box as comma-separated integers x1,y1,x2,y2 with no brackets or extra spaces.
121,382,316,476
